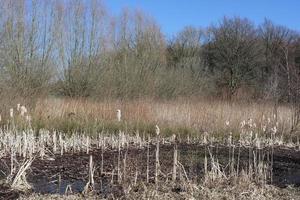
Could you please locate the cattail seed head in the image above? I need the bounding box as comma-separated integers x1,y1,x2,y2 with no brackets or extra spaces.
240,120,246,128
272,126,277,134
20,106,27,116
228,132,232,145
262,125,267,132
9,108,13,118
26,115,32,123
116,109,121,122
155,125,160,136
172,134,176,142
225,120,230,126
203,132,208,144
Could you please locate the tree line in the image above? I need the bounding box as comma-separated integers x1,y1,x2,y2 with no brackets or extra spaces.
0,0,299,102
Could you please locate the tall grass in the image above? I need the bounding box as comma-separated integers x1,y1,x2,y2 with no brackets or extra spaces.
31,98,295,138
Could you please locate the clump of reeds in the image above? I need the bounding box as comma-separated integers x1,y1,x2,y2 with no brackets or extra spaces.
83,155,95,194
172,134,178,183
155,125,160,187
10,157,34,191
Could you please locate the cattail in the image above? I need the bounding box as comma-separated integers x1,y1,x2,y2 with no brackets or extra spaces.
20,106,27,117
172,134,178,182
262,125,267,132
225,120,230,126
203,132,208,144
10,108,13,118
240,120,246,128
117,132,121,183
155,125,160,136
53,132,57,153
89,155,94,186
146,135,150,183
134,169,138,185
172,134,176,142
228,132,232,146
272,126,277,134
26,115,32,123
248,118,253,128
204,152,207,175
116,109,121,122
101,145,104,174
155,124,160,186
86,136,90,154
256,137,261,149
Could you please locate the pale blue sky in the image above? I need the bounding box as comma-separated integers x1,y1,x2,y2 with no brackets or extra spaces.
105,0,300,37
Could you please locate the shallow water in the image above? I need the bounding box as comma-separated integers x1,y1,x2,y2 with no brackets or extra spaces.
2,144,300,195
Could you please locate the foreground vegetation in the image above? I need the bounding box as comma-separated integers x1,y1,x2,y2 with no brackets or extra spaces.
0,125,300,199
19,183,300,200
0,100,299,199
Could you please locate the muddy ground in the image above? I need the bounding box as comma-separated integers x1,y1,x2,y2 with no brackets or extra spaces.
1,143,300,199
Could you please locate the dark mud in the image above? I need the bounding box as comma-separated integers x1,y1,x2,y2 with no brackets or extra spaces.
1,143,300,197
0,185,19,200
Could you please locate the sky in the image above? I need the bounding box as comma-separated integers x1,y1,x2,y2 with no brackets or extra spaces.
105,0,300,37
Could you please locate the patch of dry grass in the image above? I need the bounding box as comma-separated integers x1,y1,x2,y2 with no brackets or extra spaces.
32,98,295,137
19,182,300,200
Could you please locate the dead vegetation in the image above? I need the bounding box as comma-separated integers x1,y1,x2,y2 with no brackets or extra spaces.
18,183,300,200
29,98,299,138
0,99,299,199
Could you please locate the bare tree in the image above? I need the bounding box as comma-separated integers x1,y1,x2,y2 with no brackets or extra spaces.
167,26,203,74
204,17,263,99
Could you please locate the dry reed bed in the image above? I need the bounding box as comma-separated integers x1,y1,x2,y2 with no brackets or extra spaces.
33,98,295,136
0,124,296,160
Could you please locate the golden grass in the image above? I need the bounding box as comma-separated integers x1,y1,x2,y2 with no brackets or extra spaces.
32,97,294,136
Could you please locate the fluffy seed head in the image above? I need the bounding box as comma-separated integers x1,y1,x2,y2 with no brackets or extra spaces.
26,115,32,123
155,125,160,136
116,109,121,122
10,108,13,118
20,106,27,117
